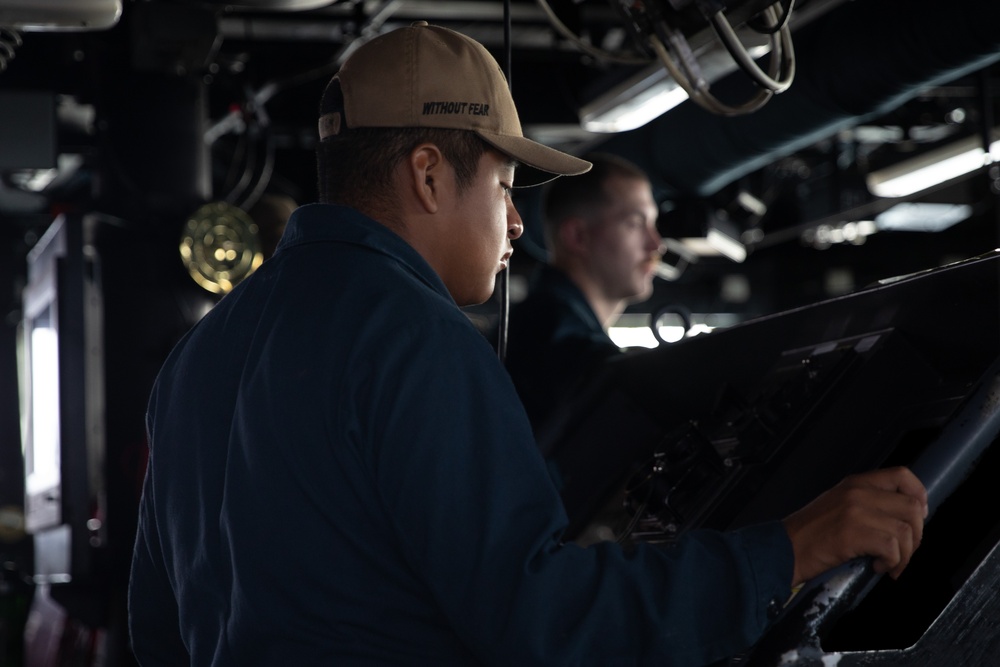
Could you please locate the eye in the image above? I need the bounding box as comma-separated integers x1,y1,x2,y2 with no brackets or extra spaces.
501,183,513,197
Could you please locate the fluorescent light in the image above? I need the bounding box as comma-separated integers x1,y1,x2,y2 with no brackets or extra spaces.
676,237,722,256
580,66,689,133
653,261,683,282
655,237,699,281
706,215,748,263
867,131,1000,198
706,229,747,262
579,43,769,133
874,202,973,232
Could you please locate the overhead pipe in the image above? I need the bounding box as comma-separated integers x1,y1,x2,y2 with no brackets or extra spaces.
596,0,1000,197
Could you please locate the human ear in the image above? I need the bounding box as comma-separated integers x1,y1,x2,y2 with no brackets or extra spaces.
558,216,591,256
408,143,444,214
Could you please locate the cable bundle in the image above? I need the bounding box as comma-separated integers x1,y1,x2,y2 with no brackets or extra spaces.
649,0,796,116
536,0,797,117
0,26,22,72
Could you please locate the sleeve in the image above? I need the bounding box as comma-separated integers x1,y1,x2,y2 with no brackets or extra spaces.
127,414,190,666
353,316,794,666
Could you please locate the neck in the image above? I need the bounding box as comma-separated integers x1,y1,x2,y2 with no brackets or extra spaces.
555,261,625,331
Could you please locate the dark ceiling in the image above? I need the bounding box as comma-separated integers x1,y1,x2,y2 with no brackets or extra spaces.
2,0,1000,327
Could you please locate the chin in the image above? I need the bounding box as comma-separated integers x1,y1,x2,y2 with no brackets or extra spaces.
630,282,654,303
457,286,495,307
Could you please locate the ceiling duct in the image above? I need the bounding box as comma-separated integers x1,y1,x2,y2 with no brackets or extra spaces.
596,0,1000,198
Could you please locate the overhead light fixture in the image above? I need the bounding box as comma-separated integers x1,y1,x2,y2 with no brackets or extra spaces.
866,129,1000,198
654,237,699,281
579,42,769,133
706,215,748,263
874,202,973,232
580,66,690,133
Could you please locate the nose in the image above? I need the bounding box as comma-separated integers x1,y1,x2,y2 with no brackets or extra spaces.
507,201,523,240
646,225,662,254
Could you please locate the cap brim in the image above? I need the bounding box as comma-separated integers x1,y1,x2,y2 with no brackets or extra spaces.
476,131,592,187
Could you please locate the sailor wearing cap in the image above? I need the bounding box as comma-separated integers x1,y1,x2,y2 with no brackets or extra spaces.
129,21,926,667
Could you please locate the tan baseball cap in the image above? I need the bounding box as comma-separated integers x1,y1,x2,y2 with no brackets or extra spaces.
318,21,592,186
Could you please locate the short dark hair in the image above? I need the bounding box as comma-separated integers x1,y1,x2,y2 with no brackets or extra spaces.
542,152,649,246
316,127,491,211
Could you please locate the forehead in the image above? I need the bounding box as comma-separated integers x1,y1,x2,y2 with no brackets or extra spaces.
481,148,517,173
599,175,657,214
